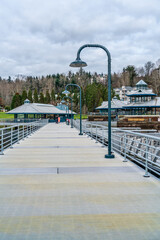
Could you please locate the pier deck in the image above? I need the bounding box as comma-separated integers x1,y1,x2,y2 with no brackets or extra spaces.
0,123,160,240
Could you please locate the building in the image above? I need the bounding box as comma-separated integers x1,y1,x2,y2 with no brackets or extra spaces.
7,99,76,122
96,80,160,115
96,97,127,115
114,86,134,101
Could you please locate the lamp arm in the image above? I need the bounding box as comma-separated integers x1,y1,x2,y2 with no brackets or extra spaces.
76,44,111,61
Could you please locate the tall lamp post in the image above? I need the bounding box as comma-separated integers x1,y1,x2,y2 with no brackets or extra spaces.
61,95,73,128
63,84,83,135
69,44,114,158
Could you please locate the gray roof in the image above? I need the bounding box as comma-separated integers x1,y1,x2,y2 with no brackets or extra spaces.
96,98,127,110
136,80,147,85
126,89,156,97
123,97,160,108
7,103,75,115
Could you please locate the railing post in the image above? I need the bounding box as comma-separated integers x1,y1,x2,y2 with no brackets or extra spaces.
91,124,93,139
102,126,105,147
26,123,29,138
17,125,20,144
95,125,98,143
23,124,25,140
10,127,13,148
144,137,150,177
0,129,4,155
123,133,128,162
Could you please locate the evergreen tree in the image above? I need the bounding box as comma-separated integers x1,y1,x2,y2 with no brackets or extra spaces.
33,89,38,103
45,90,51,104
125,65,137,87
51,89,55,102
21,90,28,103
39,92,45,103
28,89,33,102
11,93,22,109
8,76,12,83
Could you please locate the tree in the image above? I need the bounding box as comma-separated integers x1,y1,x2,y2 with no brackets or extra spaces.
73,93,79,112
145,61,155,76
125,65,137,87
39,92,45,103
21,90,28,103
45,90,51,104
28,89,33,102
51,89,55,103
144,61,155,83
11,93,22,109
33,89,38,103
7,76,12,83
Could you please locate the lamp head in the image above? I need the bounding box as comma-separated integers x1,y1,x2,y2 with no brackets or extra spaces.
62,90,70,96
69,58,87,68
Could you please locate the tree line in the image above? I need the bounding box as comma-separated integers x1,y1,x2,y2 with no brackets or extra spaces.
0,59,160,113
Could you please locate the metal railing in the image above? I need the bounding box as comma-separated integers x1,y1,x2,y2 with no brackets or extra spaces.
0,118,42,124
0,119,48,155
73,120,160,177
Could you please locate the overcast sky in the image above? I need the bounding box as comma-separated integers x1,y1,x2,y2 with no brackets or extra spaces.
0,0,160,78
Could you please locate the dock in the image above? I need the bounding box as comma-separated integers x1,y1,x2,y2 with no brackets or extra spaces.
0,123,160,240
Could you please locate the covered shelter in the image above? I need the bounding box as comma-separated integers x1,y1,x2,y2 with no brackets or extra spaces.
95,97,127,116
7,99,75,122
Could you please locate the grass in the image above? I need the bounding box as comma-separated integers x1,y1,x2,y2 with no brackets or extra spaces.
0,112,14,119
74,114,88,120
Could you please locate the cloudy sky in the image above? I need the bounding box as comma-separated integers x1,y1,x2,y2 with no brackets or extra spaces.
0,0,160,78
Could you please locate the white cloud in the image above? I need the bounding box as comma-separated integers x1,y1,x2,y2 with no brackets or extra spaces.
0,0,160,77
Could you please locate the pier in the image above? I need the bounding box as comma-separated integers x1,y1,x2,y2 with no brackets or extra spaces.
0,122,160,239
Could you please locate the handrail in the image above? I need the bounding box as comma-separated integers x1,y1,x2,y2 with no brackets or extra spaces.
0,119,48,155
73,119,160,177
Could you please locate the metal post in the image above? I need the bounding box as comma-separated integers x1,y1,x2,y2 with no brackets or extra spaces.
95,125,98,143
23,124,25,140
91,124,93,139
70,44,114,157
144,137,150,177
0,129,4,155
27,124,29,137
123,134,128,162
102,126,105,147
71,99,73,128
65,84,83,135
10,127,13,148
17,125,20,144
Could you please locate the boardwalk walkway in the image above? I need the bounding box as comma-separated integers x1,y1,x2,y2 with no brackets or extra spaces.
0,123,160,240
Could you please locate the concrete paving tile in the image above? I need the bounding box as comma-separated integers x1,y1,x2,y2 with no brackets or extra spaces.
0,123,160,239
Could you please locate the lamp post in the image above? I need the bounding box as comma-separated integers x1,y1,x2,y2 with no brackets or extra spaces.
69,44,114,158
61,95,73,128
63,84,83,135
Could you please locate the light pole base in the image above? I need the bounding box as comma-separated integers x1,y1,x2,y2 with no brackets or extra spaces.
143,174,150,178
79,133,83,135
105,154,115,159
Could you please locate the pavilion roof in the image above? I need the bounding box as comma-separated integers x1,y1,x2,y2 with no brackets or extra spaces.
7,103,75,115
136,80,147,85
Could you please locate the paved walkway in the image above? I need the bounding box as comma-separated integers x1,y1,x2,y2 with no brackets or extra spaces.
0,123,160,240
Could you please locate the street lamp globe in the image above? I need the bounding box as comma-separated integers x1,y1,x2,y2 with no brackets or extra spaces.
61,100,66,104
62,90,70,96
70,58,87,68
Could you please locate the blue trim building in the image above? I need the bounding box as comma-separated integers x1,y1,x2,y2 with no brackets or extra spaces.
96,80,160,115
